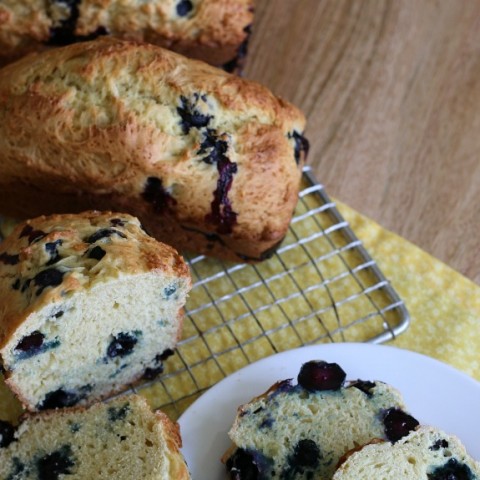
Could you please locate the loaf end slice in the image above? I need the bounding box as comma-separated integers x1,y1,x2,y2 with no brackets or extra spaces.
0,211,191,411
333,426,480,479
0,394,191,479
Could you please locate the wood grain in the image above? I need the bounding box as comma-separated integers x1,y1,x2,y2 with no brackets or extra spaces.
244,0,480,284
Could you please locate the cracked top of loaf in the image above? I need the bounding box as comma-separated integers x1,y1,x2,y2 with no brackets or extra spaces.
0,211,189,348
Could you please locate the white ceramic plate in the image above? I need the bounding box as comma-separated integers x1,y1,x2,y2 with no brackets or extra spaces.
178,343,480,479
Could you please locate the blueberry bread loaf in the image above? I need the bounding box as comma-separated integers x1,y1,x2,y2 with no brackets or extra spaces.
0,0,253,70
0,211,191,411
0,394,191,479
0,37,307,263
223,360,419,479
333,426,480,479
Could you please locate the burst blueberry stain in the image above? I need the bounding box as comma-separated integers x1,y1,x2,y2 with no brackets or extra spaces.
34,268,65,296
163,284,177,298
0,252,20,265
289,131,310,165
87,245,106,260
142,176,177,213
177,94,212,133
0,420,15,448
6,458,26,479
107,332,138,358
38,387,90,410
297,360,346,391
108,403,130,422
350,379,376,397
383,408,419,443
37,445,75,480
86,228,126,244
176,0,193,16
427,458,475,480
198,129,229,165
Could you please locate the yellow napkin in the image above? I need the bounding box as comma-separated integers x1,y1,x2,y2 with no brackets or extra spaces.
338,201,480,380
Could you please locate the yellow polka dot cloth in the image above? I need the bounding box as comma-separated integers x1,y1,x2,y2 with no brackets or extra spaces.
0,196,479,424
338,201,480,379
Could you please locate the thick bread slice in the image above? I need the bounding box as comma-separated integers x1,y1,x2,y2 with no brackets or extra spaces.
0,211,191,411
333,426,480,479
0,394,191,479
0,37,307,263
223,360,418,479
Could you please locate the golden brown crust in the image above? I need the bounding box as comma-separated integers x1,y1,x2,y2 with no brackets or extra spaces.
0,37,306,263
0,211,191,349
0,0,253,68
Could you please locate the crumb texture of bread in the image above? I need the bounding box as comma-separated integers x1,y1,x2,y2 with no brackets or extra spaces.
0,0,253,66
0,211,191,412
0,395,191,479
332,426,480,479
0,37,306,262
224,374,413,479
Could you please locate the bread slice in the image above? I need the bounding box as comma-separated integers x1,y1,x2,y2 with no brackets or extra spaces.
0,37,307,263
0,394,191,479
0,211,191,411
223,360,419,479
333,426,480,479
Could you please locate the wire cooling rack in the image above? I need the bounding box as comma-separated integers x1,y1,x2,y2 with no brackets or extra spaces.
130,165,410,419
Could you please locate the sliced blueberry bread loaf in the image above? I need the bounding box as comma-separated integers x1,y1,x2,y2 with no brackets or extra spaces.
0,0,253,70
333,426,480,479
0,37,307,263
223,360,419,479
0,211,191,411
0,394,191,479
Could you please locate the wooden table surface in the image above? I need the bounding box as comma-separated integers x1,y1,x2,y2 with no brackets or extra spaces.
244,0,480,284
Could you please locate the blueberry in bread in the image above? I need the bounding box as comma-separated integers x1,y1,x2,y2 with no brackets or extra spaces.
0,211,191,411
0,0,253,70
0,37,307,263
0,394,191,479
333,426,480,479
223,360,419,479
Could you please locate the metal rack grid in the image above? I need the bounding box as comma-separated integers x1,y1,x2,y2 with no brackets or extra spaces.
131,166,410,420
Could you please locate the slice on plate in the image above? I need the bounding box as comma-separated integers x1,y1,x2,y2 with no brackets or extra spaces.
0,394,191,479
333,426,480,479
223,360,419,479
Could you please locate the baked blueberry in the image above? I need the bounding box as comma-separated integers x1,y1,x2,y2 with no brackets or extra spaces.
430,439,449,450
177,94,212,133
34,268,65,296
47,0,81,46
86,228,126,244
142,177,177,213
19,225,46,244
297,360,346,391
15,331,45,355
107,332,138,358
176,0,193,17
290,131,310,165
350,379,376,397
37,445,75,480
12,278,21,290
87,245,106,260
427,458,475,480
110,218,126,227
226,448,260,480
383,407,419,443
45,240,63,265
0,252,20,265
198,130,229,165
222,25,252,74
163,284,177,298
0,420,15,448
39,388,89,410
